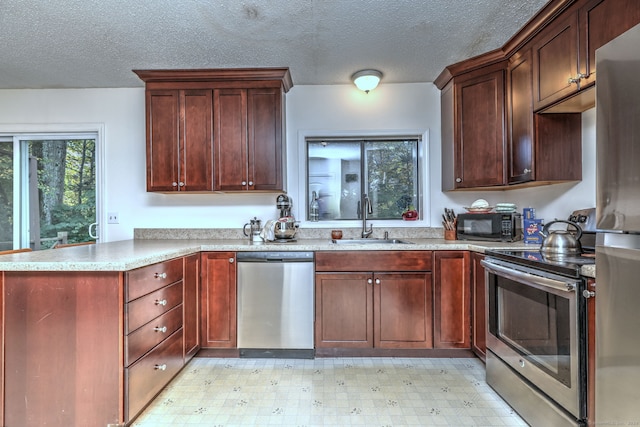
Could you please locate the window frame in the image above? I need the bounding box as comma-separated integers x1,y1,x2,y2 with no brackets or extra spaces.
296,129,430,228
0,124,105,248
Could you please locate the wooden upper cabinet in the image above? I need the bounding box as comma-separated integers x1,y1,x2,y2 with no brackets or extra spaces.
146,90,180,192
247,88,284,191
506,49,535,184
578,0,640,88
134,68,292,193
214,87,284,191
213,89,247,191
442,66,506,191
532,0,640,112
532,11,580,111
145,89,213,192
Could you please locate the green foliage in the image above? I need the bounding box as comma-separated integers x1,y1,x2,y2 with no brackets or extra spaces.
367,140,418,219
0,138,96,249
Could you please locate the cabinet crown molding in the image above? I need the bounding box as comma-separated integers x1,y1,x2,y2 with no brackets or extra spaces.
133,68,293,93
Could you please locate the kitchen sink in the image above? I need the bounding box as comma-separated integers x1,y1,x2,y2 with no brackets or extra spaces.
331,238,413,245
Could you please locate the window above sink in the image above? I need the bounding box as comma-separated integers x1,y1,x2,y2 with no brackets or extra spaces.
305,135,423,223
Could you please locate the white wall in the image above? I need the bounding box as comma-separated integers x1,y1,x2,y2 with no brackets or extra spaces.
0,85,595,241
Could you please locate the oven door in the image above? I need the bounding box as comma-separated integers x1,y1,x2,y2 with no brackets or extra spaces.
482,259,585,419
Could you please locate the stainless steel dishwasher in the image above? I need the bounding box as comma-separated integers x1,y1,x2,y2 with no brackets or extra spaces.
237,251,314,358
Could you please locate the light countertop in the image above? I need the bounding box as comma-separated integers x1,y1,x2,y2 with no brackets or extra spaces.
0,238,536,272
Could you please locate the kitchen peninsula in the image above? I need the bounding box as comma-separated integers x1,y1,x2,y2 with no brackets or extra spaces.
0,234,594,427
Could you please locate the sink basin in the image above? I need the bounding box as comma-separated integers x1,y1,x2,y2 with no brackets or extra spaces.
331,238,413,245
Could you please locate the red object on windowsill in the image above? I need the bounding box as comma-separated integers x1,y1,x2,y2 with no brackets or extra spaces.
402,210,419,221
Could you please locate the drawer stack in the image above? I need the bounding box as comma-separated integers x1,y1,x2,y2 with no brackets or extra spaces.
125,257,185,421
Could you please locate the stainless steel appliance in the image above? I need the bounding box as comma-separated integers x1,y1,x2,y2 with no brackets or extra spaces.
273,194,298,241
236,251,314,358
595,22,640,426
456,212,522,242
482,249,595,426
568,208,596,252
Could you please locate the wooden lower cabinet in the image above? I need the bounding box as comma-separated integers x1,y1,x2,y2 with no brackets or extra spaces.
375,272,433,348
315,251,433,350
470,252,487,360
3,271,123,427
200,252,237,348
315,273,373,347
1,256,193,427
184,254,200,359
433,251,471,349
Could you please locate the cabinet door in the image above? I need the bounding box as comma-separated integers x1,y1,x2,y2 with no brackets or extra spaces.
180,90,213,191
578,0,640,88
184,254,200,359
146,90,179,192
200,252,237,348
315,273,373,348
433,251,471,349
4,271,122,426
507,49,534,184
213,89,248,191
247,88,283,191
374,272,433,349
471,253,486,361
454,70,506,189
532,11,580,111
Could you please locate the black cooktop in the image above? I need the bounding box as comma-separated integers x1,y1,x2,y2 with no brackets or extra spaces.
485,249,595,278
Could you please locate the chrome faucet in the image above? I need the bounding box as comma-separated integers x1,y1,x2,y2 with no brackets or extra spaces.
361,193,373,238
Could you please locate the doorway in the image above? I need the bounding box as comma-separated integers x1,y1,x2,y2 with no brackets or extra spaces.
0,133,100,250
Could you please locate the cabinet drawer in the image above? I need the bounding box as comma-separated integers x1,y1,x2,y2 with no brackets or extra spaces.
126,257,184,302
126,281,183,333
126,328,184,421
126,304,183,366
316,251,432,272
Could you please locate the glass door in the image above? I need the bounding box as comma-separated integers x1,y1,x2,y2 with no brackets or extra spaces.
0,134,98,250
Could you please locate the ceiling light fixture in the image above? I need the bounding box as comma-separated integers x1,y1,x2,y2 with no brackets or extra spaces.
351,69,383,93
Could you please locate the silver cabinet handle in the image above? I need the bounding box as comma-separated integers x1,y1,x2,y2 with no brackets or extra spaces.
155,299,167,306
154,272,167,279
455,177,462,183
229,258,235,263
172,182,178,187
248,181,253,186
583,289,595,299
178,182,185,187
568,73,587,85
241,181,247,186
375,278,381,284
367,278,373,284
154,326,167,333
154,364,167,371
523,168,531,174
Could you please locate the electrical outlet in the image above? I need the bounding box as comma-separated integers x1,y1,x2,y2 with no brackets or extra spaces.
108,212,119,224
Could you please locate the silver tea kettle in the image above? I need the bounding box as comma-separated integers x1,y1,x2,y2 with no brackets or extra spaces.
540,220,583,255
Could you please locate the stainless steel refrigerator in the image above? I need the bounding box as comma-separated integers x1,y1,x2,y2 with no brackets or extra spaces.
595,22,640,425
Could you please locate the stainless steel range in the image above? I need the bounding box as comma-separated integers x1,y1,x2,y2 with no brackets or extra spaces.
482,249,595,426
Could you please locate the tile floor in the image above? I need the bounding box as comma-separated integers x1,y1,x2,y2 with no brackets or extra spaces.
132,357,527,427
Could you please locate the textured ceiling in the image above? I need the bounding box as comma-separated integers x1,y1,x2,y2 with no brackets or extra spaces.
0,0,548,89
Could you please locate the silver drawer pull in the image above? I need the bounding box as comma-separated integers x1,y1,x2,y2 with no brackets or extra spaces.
154,272,167,279
154,364,167,371
155,299,167,306
154,326,167,333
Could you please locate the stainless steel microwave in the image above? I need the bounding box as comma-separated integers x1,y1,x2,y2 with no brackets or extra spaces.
456,212,522,242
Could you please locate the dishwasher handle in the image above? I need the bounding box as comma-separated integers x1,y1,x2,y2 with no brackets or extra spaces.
236,251,314,262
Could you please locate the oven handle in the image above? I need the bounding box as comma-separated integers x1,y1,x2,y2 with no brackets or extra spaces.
481,259,578,294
